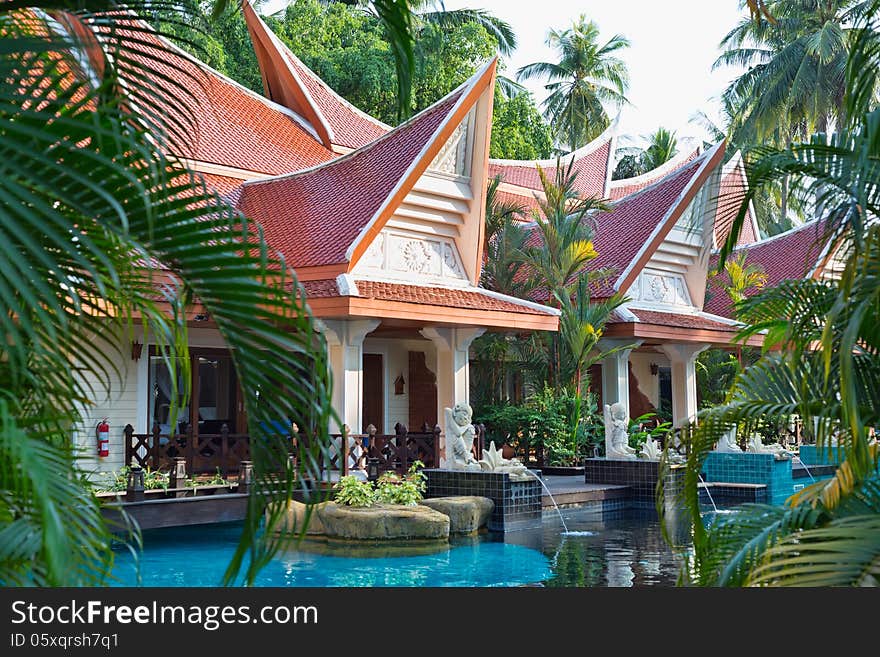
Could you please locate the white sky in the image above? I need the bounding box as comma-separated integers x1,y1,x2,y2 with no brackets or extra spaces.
264,0,749,147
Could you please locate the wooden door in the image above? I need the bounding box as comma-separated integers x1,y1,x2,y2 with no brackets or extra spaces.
362,353,384,433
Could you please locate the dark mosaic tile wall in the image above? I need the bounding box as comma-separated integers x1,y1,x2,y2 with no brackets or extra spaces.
583,459,685,511
424,469,541,532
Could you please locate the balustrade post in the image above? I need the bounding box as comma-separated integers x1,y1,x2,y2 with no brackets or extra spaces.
402,425,410,474
341,425,350,476
220,423,230,476
238,460,253,495
123,424,134,469
433,424,442,469
126,466,145,502
169,457,187,497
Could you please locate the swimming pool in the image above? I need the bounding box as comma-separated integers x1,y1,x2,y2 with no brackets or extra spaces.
110,507,684,587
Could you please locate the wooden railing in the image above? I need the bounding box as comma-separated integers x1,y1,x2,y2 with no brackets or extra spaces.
296,423,449,479
125,423,254,475
126,421,486,480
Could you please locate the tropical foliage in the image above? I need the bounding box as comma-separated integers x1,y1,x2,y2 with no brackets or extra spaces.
476,386,602,466
517,15,630,150
490,87,555,159
0,1,333,586
612,127,679,180
660,1,880,586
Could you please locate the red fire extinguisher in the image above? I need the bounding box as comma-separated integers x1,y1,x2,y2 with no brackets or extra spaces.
96,418,110,458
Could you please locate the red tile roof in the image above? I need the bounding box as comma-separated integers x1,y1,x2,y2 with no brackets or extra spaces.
236,89,464,268
356,281,555,315
299,278,556,315
493,189,542,216
704,220,829,318
244,2,389,150
126,19,334,175
590,156,711,297
488,125,614,198
519,151,717,303
301,279,341,298
200,173,246,200
626,309,738,331
608,148,701,200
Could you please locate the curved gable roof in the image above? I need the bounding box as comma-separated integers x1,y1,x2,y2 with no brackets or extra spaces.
704,220,829,318
488,119,617,198
521,143,725,300
244,1,390,150
236,61,496,270
125,16,334,175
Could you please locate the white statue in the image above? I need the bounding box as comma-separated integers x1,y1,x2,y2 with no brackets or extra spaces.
746,435,791,458
604,402,637,459
480,441,534,481
714,428,743,453
444,403,482,471
639,437,662,460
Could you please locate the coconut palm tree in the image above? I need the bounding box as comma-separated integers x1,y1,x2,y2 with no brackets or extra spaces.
613,127,679,179
517,16,630,151
659,2,880,586
642,127,679,171
0,1,333,585
715,0,873,143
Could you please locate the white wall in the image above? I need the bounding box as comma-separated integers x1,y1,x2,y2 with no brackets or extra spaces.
363,337,437,433
629,351,669,408
72,326,142,479
73,325,229,480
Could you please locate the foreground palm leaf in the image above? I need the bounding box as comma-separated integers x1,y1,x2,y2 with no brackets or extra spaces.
0,2,333,585
659,2,880,587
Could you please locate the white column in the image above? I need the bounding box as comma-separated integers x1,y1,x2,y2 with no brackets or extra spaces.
598,339,642,420
316,319,380,433
420,327,486,463
658,343,710,426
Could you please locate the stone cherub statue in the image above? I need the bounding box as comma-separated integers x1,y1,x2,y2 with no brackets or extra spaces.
444,403,482,471
604,402,637,459
714,428,743,453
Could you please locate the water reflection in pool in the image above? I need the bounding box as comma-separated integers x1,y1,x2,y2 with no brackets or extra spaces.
111,507,686,587
509,507,685,587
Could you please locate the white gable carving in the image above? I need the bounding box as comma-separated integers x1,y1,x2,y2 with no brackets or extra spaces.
627,269,692,308
428,109,473,178
355,227,468,285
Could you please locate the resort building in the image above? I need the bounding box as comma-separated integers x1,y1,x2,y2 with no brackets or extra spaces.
74,4,813,477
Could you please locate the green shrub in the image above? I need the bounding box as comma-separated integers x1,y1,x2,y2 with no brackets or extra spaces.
627,412,673,451
374,461,426,506
186,467,233,488
94,465,169,493
333,475,375,507
478,386,601,465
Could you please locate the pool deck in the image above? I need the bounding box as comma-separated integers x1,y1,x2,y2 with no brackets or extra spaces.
538,475,630,509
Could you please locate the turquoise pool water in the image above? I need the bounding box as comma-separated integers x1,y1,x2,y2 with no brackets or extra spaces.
111,508,684,587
